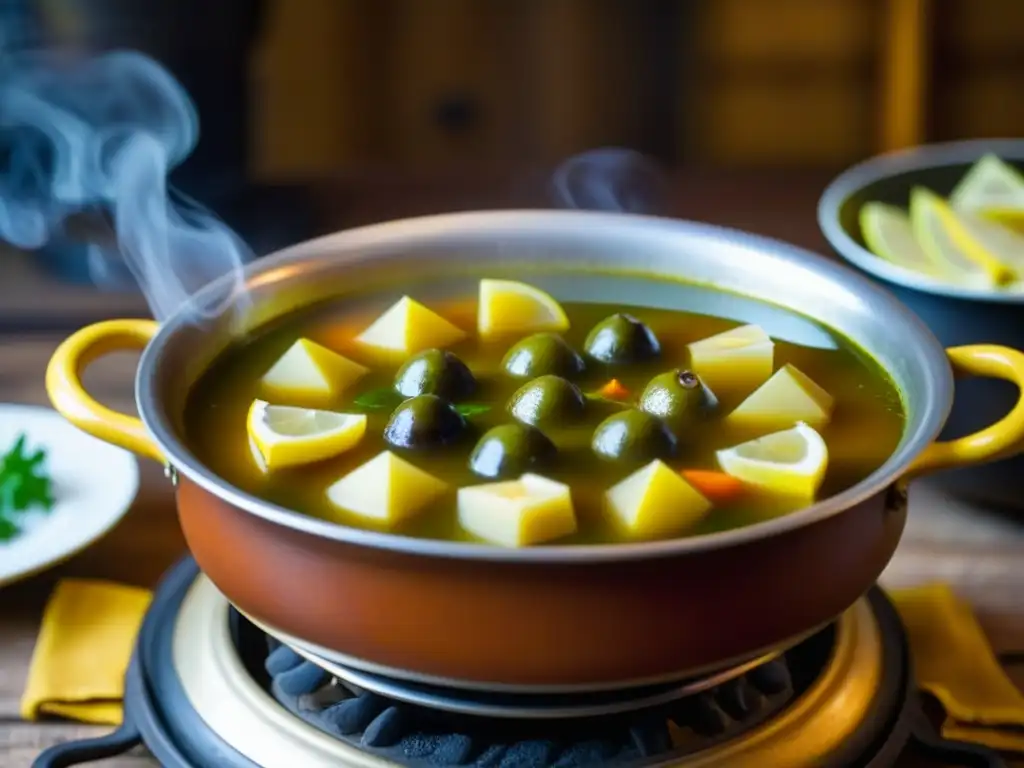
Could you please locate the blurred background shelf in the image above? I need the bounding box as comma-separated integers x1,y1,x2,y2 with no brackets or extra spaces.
2,0,1022,318
250,0,1024,177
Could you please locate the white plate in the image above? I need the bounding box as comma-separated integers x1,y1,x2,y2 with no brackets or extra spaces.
0,403,139,587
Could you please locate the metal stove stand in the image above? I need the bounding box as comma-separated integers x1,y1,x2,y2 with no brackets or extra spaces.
33,558,1007,768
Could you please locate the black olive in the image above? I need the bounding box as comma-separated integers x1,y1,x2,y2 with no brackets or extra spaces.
394,348,477,399
501,333,586,379
506,375,587,428
591,409,678,464
583,313,661,364
383,394,467,449
468,423,558,479
638,369,719,430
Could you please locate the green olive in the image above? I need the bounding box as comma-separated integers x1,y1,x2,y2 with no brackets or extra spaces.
507,375,587,428
468,423,557,479
394,348,477,399
383,394,467,449
591,409,678,464
583,313,661,364
637,369,718,429
502,333,585,380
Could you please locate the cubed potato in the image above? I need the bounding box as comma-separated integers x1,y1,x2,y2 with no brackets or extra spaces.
326,451,449,526
604,460,711,539
726,364,834,431
261,338,368,401
356,296,467,356
687,324,774,393
457,473,576,547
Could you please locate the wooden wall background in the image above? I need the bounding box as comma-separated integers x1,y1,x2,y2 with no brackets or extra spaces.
249,0,1024,179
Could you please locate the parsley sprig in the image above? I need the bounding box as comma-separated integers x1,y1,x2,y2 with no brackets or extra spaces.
0,434,55,542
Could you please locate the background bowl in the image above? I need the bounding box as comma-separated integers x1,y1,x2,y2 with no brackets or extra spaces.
819,138,1024,509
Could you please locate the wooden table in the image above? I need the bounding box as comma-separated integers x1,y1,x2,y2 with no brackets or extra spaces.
2,172,1024,766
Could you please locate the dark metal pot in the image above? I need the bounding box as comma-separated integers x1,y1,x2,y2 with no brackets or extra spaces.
819,139,1024,509
44,211,1024,691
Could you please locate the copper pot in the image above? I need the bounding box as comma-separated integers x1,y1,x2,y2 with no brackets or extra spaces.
45,211,1024,692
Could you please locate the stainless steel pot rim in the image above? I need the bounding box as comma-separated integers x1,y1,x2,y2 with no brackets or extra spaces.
138,209,950,563
242,601,794,696
818,137,1024,304
282,643,781,719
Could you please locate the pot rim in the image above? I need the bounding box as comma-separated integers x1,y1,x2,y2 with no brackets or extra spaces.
138,209,951,563
818,137,1024,304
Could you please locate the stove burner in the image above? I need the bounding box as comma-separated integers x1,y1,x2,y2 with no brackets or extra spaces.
279,641,785,719
267,640,794,764
32,559,1007,768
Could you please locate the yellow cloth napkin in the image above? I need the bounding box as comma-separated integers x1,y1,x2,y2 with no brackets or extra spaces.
20,579,152,725
890,582,1024,753
17,577,1024,753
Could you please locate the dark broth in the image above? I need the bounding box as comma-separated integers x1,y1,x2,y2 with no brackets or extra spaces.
184,275,905,545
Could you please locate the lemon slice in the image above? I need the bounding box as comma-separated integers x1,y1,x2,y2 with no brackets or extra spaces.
247,400,367,470
945,206,1024,279
950,154,1024,226
909,187,1009,288
859,202,947,279
716,422,828,499
478,279,569,340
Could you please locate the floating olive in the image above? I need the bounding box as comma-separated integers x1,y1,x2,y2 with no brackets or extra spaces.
638,369,719,429
394,348,477,399
591,409,678,464
502,333,586,380
507,375,587,428
384,394,467,449
583,313,661,364
468,423,558,479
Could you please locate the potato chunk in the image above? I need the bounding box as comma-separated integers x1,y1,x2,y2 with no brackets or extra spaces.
604,460,711,540
261,338,368,401
687,324,774,393
727,364,834,431
326,451,448,527
457,473,576,547
356,296,467,356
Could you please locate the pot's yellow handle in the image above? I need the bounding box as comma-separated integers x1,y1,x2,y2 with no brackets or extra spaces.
45,319,164,463
907,344,1024,479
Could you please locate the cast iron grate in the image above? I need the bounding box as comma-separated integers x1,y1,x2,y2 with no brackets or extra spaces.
258,630,819,768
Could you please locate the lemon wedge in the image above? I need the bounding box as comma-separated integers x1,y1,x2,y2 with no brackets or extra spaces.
716,422,828,499
478,279,569,340
247,400,367,470
326,451,449,527
356,296,467,357
950,153,1024,227
909,187,1011,287
859,202,947,279
248,436,269,475
261,338,368,402
457,473,577,547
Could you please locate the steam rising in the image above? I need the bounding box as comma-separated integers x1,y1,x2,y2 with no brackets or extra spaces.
551,148,667,214
0,50,249,321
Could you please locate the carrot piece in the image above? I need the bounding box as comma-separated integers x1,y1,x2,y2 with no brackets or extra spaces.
680,470,745,504
596,379,631,401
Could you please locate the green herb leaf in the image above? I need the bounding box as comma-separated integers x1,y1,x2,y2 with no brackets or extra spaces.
0,432,55,540
352,388,403,410
455,403,491,417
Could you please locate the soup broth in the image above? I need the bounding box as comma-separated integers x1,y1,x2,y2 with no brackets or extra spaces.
184,274,905,546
